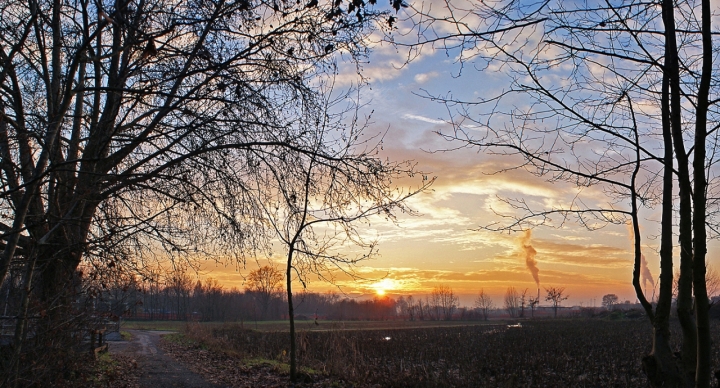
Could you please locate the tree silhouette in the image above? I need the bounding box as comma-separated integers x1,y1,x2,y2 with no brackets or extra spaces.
246,265,284,320
545,287,568,318
602,294,619,311
0,0,390,383
504,287,520,318
249,84,430,381
474,288,493,321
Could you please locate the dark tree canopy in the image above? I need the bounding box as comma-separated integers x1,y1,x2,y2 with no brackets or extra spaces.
0,0,422,384
0,0,385,300
602,294,619,310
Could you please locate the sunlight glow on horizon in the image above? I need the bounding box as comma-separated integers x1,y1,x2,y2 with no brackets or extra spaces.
371,278,398,296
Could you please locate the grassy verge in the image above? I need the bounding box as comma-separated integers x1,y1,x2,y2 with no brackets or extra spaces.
90,352,120,386
162,332,200,347
169,326,322,378
243,357,321,376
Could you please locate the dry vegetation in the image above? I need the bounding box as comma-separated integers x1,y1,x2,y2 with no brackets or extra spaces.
165,319,720,387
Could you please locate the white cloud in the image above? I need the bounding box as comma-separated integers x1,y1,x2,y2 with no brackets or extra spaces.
402,113,446,125
414,71,439,84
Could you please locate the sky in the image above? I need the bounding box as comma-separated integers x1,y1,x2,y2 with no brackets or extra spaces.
197,3,720,308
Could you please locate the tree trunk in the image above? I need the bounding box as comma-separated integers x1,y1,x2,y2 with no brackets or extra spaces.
692,1,712,386
640,3,690,385
4,251,37,388
286,247,297,383
643,329,683,388
37,249,83,309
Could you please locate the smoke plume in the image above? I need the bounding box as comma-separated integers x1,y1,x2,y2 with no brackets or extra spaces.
626,222,655,290
640,254,655,290
518,230,540,287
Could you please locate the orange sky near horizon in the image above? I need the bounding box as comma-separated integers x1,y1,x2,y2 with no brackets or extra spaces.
189,126,683,307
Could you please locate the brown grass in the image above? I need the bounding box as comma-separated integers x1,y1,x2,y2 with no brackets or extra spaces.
178,319,720,387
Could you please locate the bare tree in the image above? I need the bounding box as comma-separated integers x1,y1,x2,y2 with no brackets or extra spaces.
246,265,284,320
0,0,390,382
395,0,718,385
545,287,569,318
431,285,458,321
673,265,720,301
250,84,429,381
474,289,493,321
504,287,520,318
602,294,619,311
424,294,436,321
395,296,408,318
167,268,194,321
528,295,539,318
416,297,426,321
201,278,225,322
405,295,416,321
519,288,529,318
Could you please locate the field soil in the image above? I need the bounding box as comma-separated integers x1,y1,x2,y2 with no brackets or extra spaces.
173,319,720,387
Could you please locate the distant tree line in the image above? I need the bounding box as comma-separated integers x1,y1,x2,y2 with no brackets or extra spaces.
2,265,625,323
34,265,404,322
36,278,506,322
395,286,460,321
115,281,399,322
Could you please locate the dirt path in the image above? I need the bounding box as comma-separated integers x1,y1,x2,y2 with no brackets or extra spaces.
109,330,225,388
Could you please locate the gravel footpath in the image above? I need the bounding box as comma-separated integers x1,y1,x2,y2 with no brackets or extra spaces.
108,330,225,388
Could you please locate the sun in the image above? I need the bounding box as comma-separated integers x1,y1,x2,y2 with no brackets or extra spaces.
371,278,396,296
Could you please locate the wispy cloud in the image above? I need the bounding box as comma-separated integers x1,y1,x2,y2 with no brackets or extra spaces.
402,113,446,125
